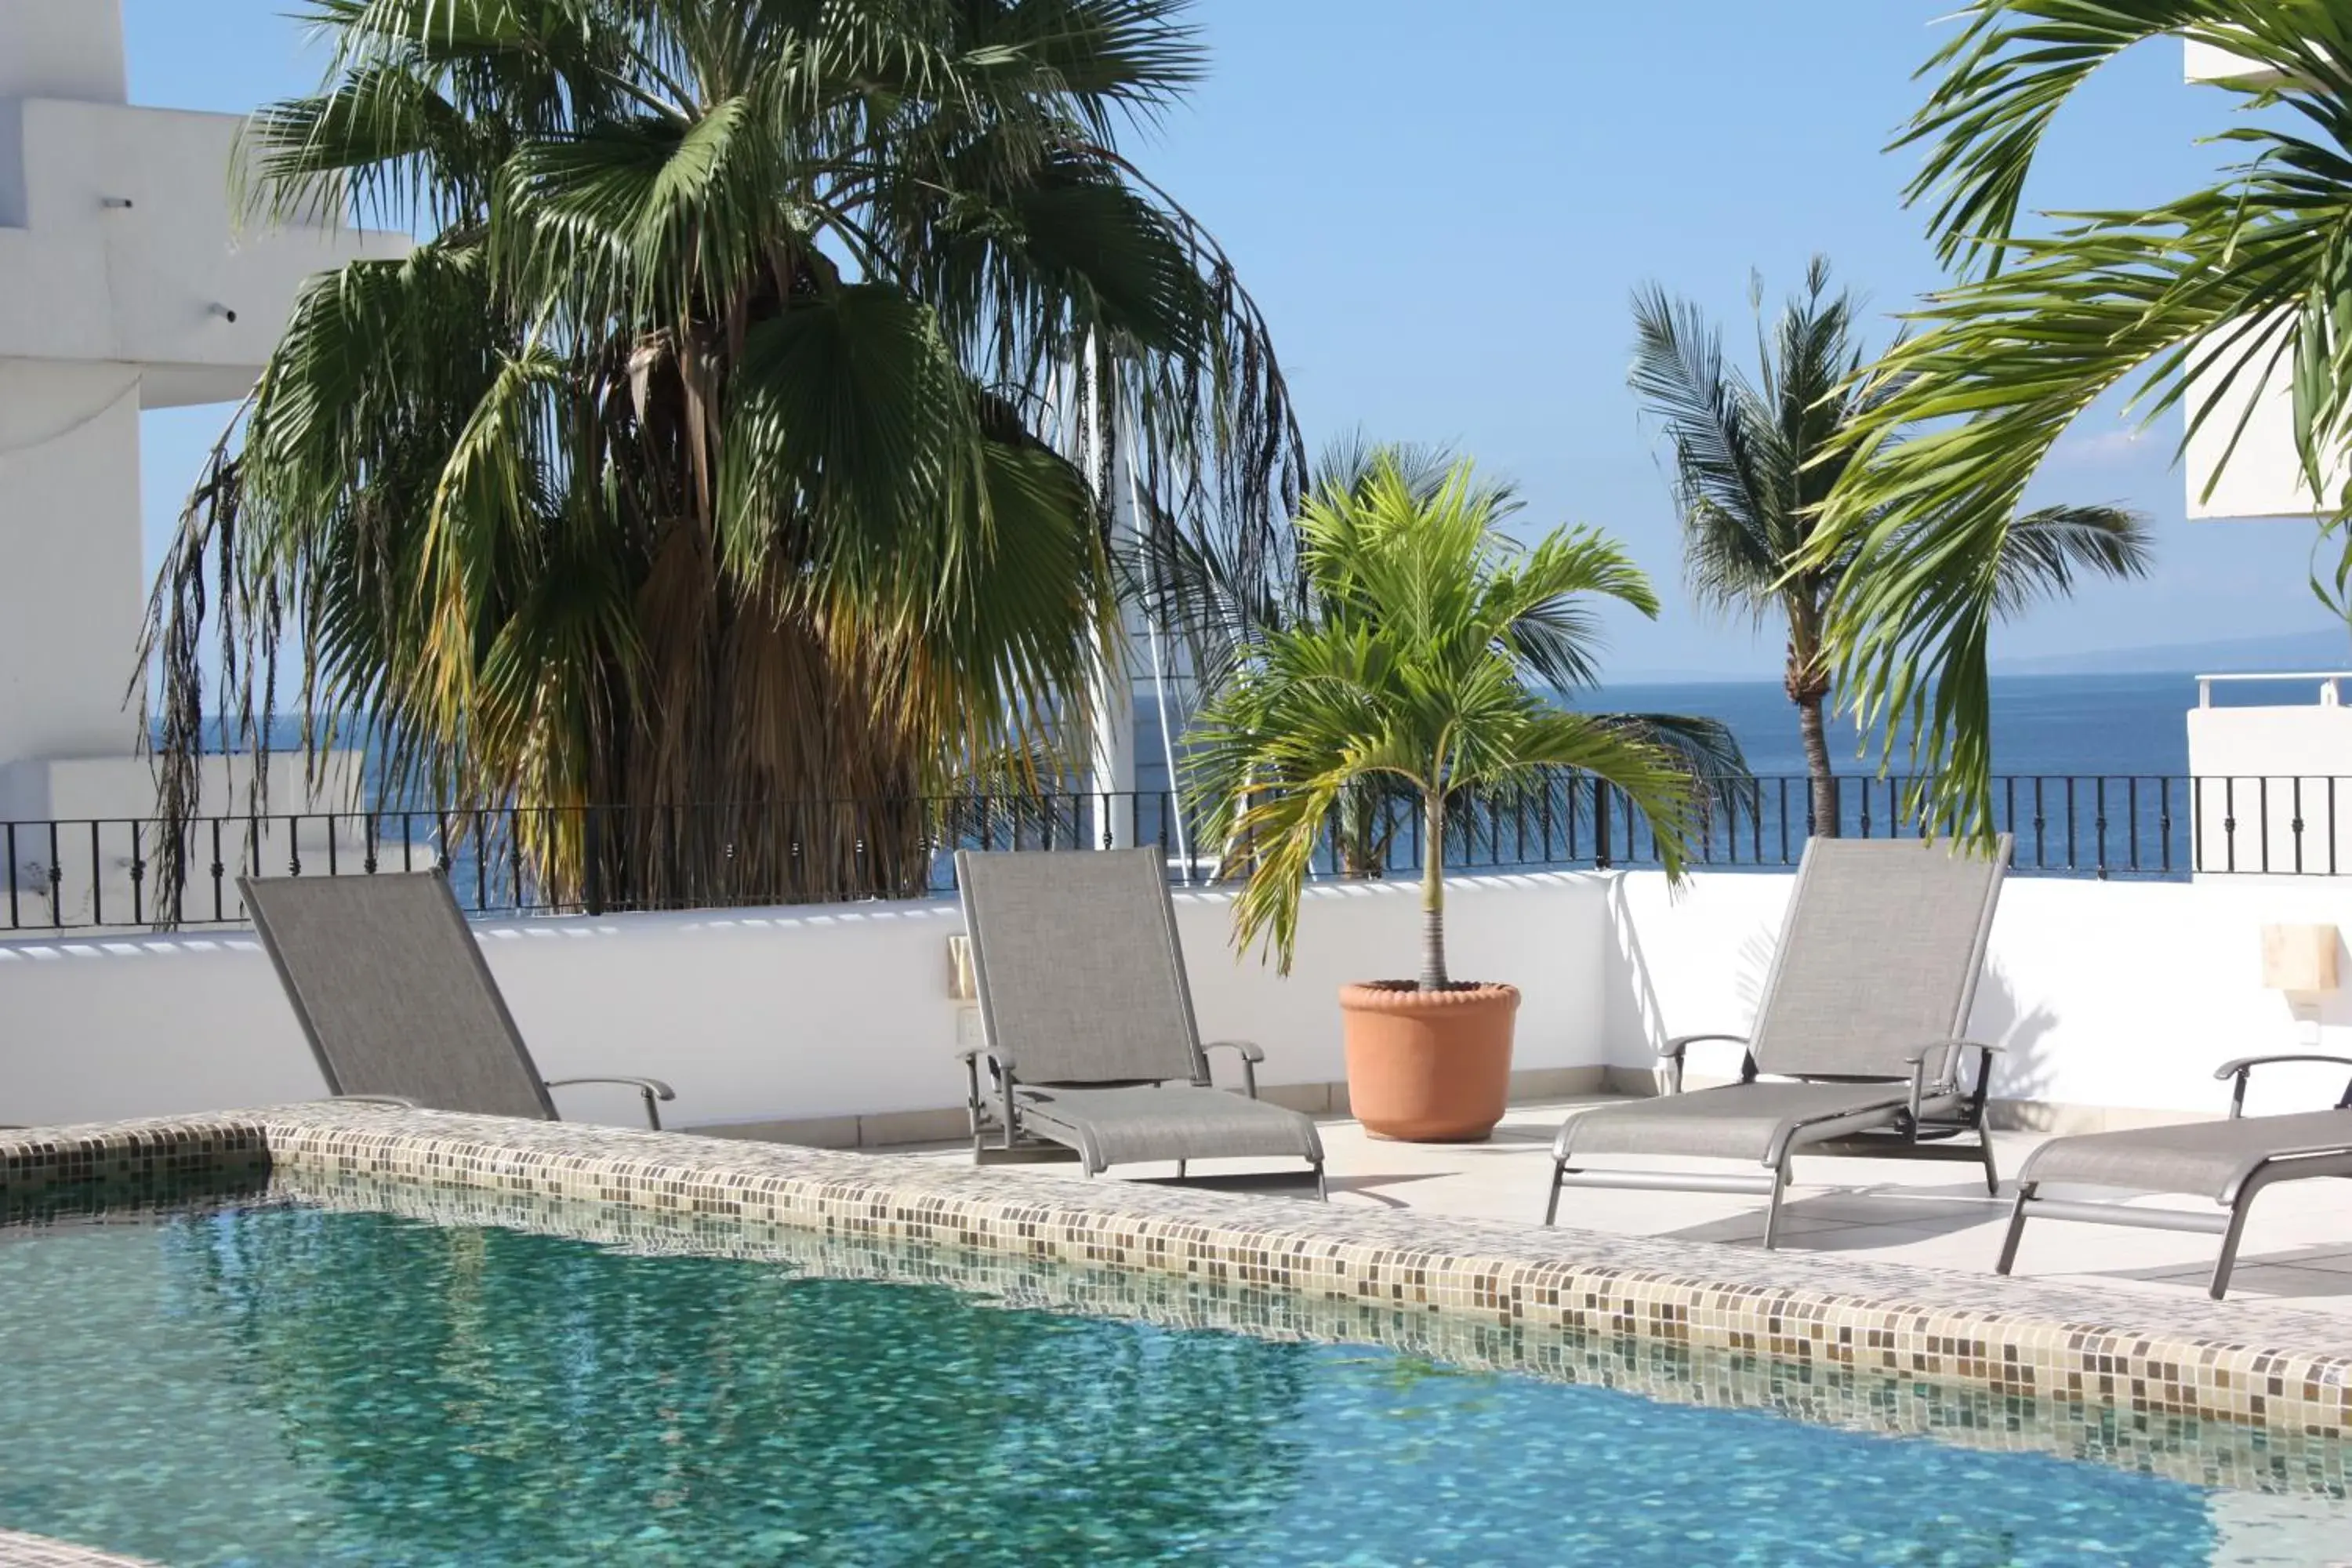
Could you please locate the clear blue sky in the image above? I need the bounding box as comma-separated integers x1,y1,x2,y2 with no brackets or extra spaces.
121,0,2344,681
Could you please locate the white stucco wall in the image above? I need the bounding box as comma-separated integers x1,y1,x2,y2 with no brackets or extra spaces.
7,865,2350,1136
0,870,1613,1132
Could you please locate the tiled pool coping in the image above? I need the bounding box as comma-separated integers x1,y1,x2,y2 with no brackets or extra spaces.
5,1104,2349,1450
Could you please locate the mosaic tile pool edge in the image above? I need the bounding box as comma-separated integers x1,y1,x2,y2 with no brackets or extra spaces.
5,1105,2348,1443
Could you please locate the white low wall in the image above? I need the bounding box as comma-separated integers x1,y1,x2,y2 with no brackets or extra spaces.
0,871,1611,1132
5,862,2348,1135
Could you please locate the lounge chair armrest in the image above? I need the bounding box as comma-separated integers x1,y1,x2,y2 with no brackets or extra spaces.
1661,1033,1748,1095
1204,1040,1265,1098
1899,1040,2001,1117
545,1076,676,1131
2214,1052,2352,1079
2214,1053,2352,1118
1904,1038,2002,1085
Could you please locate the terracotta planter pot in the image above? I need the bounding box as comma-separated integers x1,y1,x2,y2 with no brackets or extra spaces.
1338,980,1520,1142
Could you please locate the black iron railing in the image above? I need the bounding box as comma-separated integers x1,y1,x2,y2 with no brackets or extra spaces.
0,773,2339,933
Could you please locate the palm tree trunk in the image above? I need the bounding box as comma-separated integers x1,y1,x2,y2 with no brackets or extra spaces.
1785,615,1838,840
1420,791,1447,991
1797,691,1838,839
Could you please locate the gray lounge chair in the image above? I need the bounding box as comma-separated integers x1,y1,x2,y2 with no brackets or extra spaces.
955,848,1327,1196
241,870,674,1128
1544,834,2013,1243
1997,1055,2352,1298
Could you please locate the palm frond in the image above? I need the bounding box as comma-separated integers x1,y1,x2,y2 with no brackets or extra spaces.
1813,0,2343,833
144,0,1301,918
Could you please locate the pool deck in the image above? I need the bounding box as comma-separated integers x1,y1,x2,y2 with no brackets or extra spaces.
2,1101,2347,1453
890,1096,2352,1319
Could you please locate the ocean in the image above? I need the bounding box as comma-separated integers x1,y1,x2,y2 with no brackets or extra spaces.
1132,671,2235,793
1569,672,2212,780
200,670,2246,793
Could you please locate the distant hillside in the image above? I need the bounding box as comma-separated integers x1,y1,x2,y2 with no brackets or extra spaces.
1991,630,2351,677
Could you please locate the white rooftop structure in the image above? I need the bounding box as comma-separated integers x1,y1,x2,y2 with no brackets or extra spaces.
0,0,405,825
2182,39,2346,521
2176,38,2352,848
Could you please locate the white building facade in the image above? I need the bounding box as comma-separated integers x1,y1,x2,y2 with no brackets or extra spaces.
0,0,405,829
2179,41,2352,870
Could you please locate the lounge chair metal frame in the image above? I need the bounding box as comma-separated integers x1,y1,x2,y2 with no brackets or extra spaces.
242,870,676,1129
955,848,1327,1197
1996,1053,2352,1299
1544,835,2011,1246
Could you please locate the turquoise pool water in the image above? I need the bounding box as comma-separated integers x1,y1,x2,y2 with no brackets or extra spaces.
0,1202,2342,1566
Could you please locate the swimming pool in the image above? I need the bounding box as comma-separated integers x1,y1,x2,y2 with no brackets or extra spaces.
2,1198,2345,1567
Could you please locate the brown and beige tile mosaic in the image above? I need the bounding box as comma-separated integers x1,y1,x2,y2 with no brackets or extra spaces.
4,1104,2348,1447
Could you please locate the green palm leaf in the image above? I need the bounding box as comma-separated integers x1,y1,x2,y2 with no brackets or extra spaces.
1632,255,2151,840
1811,0,2333,835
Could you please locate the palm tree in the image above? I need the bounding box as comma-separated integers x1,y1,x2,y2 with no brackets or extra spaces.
140,0,1303,915
1149,437,1744,877
1187,455,1702,989
1810,2,2345,833
1632,259,2152,837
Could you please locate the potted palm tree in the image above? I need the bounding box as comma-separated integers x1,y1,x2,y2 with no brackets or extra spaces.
1189,454,1701,1142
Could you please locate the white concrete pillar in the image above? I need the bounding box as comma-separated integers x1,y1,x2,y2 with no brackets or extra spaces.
0,0,405,829
0,361,143,771
1080,342,1138,848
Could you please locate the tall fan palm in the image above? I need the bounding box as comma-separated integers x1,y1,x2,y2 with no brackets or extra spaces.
1633,260,2151,837
1187,455,1702,989
141,0,1302,914
1813,2,2345,833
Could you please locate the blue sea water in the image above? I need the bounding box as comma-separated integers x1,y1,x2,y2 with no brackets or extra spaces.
1579,673,2205,780
1131,673,2232,796
3,1202,2335,1567
195,670,2227,799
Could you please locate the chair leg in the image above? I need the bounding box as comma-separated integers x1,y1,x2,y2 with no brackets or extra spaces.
1543,1158,1566,1226
1995,1183,2035,1276
1174,1158,1187,1183
1760,1158,1791,1250
1313,1160,1329,1203
2209,1199,2252,1300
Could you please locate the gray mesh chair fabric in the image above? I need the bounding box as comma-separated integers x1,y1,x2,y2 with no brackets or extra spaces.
1560,1082,1967,1163
244,872,555,1120
1998,1070,2352,1298
1011,1083,1325,1169
1548,836,2012,1244
957,849,1203,1085
241,872,672,1127
956,848,1323,1187
2017,1110,2352,1203
1748,837,2008,1079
